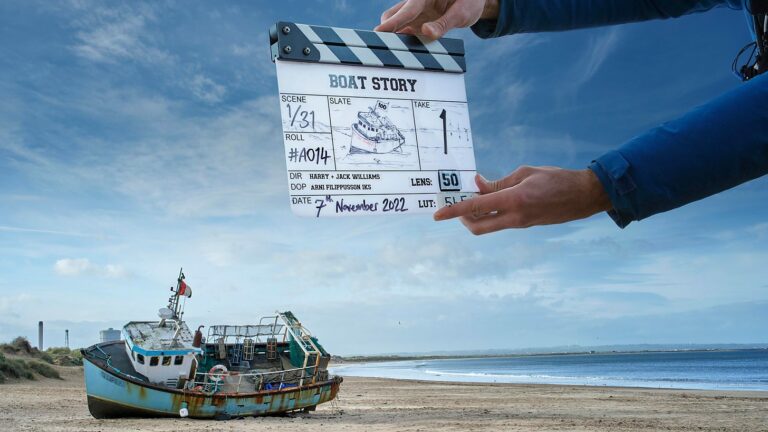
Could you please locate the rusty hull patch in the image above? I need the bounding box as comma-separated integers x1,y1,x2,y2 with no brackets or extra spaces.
168,377,342,418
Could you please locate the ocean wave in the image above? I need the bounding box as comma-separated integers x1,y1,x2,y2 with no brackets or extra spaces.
331,351,768,391
423,369,603,381
420,370,737,385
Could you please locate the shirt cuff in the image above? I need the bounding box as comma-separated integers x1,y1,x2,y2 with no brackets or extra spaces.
588,151,639,229
470,0,511,38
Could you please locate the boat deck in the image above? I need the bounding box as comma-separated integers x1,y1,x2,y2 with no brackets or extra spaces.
84,341,149,382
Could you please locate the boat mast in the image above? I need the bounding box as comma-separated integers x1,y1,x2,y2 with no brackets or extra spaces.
167,267,185,320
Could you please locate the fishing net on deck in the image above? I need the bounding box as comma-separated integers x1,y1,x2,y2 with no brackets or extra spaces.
288,334,329,368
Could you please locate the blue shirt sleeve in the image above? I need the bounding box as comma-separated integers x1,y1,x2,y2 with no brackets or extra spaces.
472,0,741,37
589,72,768,228
469,0,764,228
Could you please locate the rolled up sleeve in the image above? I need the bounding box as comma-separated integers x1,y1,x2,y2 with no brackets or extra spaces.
471,0,737,38
589,72,768,228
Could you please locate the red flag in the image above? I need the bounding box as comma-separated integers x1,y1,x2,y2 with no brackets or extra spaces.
178,280,192,298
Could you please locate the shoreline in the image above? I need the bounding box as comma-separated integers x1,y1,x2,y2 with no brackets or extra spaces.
0,368,768,432
330,349,768,392
331,370,768,393
1,367,767,431
340,375,768,396
334,346,768,363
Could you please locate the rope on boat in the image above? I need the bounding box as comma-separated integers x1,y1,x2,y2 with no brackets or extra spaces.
88,344,145,383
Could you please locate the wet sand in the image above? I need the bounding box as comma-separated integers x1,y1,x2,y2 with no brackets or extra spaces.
1,366,766,431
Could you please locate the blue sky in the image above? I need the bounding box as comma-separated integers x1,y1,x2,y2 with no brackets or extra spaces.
1,1,766,355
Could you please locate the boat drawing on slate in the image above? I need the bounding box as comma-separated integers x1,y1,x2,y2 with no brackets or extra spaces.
81,269,341,419
349,100,405,154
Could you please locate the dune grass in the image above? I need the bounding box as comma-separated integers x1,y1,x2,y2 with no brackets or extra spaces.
0,352,36,381
27,360,61,379
45,346,83,366
0,337,67,382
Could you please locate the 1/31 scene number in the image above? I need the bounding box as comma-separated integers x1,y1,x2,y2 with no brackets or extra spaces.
285,103,315,130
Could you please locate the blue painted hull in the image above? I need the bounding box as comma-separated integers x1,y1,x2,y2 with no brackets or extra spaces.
83,358,342,419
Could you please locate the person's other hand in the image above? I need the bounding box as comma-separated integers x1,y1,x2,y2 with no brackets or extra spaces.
433,166,613,235
374,0,499,40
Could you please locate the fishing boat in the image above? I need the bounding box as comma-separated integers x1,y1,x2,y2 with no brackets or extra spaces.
81,269,341,419
349,100,405,154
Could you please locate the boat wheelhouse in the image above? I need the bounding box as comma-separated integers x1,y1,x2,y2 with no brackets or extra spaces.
349,100,405,154
122,320,202,388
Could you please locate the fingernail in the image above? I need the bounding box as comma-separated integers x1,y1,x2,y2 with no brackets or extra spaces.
477,173,488,183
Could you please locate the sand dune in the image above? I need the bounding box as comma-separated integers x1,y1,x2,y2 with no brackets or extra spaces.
0,365,766,431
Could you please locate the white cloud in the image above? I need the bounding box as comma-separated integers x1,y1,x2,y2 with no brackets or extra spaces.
69,3,229,104
3,85,283,218
262,235,555,299
334,0,350,12
91,95,283,217
104,264,129,279
54,258,94,276
231,43,257,57
570,27,621,91
72,4,170,65
0,225,95,238
54,258,127,278
0,293,34,319
189,74,226,104
747,222,768,239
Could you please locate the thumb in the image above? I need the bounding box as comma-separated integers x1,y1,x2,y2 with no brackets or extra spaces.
475,166,535,194
422,2,469,39
475,174,495,194
422,19,448,39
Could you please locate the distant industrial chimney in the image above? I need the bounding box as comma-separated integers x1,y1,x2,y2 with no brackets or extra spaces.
65,329,69,349
38,321,43,351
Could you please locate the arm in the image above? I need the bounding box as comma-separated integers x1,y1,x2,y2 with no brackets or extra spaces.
433,73,768,233
374,0,740,42
590,71,768,228
472,0,738,38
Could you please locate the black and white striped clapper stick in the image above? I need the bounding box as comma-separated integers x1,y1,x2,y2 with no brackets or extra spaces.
270,22,466,73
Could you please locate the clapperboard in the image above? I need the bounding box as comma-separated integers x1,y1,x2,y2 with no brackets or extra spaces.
270,21,478,217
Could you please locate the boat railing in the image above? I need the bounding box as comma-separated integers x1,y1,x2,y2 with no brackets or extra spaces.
206,322,284,343
187,364,326,394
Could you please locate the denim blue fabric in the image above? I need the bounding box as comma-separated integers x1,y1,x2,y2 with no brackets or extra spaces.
471,0,767,228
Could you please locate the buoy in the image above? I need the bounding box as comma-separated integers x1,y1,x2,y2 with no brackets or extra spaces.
208,364,229,382
179,407,189,418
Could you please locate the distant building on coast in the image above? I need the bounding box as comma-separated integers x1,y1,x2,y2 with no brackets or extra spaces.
99,328,121,343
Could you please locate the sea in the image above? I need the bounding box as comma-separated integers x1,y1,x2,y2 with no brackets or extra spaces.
330,349,768,391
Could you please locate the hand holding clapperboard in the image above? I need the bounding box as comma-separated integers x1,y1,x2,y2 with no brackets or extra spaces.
270,22,478,218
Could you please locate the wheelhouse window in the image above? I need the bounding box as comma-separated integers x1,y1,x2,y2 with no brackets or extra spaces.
174,355,184,365
162,356,171,366
136,354,145,365
149,356,159,366
131,350,135,361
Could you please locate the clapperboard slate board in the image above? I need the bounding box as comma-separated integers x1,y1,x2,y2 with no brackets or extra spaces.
270,22,478,217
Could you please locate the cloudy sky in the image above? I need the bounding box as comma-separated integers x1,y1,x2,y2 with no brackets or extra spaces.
1,1,766,355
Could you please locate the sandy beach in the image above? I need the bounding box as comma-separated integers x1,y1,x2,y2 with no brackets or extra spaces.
0,366,766,431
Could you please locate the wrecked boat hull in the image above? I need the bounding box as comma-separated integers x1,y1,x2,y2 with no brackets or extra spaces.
83,358,342,419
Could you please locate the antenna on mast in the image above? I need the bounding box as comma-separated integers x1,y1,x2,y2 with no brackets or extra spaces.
160,267,188,325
